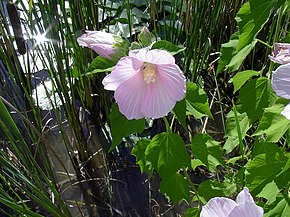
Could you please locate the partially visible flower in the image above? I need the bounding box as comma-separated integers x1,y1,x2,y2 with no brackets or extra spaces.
200,187,263,217
269,43,290,64
77,31,118,59
102,48,186,119
271,63,290,120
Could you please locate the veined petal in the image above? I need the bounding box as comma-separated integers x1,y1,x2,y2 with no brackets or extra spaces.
157,63,186,101
129,48,175,64
236,187,254,204
114,71,146,120
200,198,236,217
281,103,290,120
141,75,176,119
91,43,116,59
272,63,290,99
228,202,263,217
102,57,143,91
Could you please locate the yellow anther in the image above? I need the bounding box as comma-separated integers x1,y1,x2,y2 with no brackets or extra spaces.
143,63,156,84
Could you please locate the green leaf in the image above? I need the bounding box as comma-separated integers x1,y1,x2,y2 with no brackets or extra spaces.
217,33,257,74
132,139,153,174
264,195,290,217
257,181,280,205
252,142,283,158
191,134,226,172
185,208,200,217
237,77,277,123
110,103,145,151
186,83,212,119
235,0,282,51
191,159,206,170
83,56,116,76
173,99,187,129
151,40,186,55
224,110,250,154
160,172,190,203
245,152,290,196
232,70,260,93
145,132,190,177
254,104,290,142
197,180,237,203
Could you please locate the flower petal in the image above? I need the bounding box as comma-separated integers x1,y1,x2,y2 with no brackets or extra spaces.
157,63,186,101
91,43,116,59
200,198,237,217
114,71,146,120
281,103,290,120
129,48,175,64
102,57,143,91
140,75,176,119
236,187,254,204
228,202,263,217
272,63,290,99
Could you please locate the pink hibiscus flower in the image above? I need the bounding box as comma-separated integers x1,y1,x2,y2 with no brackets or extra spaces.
269,43,290,64
200,187,264,217
77,31,117,59
102,48,186,119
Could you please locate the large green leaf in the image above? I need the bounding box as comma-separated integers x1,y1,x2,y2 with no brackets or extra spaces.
173,98,187,129
145,132,190,177
160,172,190,203
257,181,280,205
186,83,212,119
232,70,260,93
110,103,145,151
191,134,226,172
217,33,257,74
236,0,283,51
252,142,283,158
254,104,290,142
245,152,290,196
264,195,290,217
224,109,250,154
83,56,116,76
132,139,153,174
197,180,237,203
237,77,277,123
151,40,186,55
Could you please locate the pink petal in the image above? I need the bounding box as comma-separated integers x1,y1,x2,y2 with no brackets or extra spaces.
281,103,290,120
77,31,115,47
140,74,176,119
91,43,116,59
114,71,146,120
129,48,175,64
272,63,290,99
228,202,264,217
269,43,290,64
157,64,186,101
236,187,254,204
102,57,143,91
200,198,237,217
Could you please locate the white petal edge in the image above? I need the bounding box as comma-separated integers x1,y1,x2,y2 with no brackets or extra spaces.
129,48,175,64
200,197,237,217
281,103,290,120
228,202,264,217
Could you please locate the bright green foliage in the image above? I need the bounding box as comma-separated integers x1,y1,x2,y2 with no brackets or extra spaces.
186,83,212,119
232,70,260,93
151,40,186,55
185,208,200,217
224,110,250,154
191,134,226,172
217,33,257,73
173,99,187,129
197,180,237,203
257,181,280,205
245,151,290,196
132,139,153,174
160,172,190,203
237,77,277,123
110,103,145,150
254,104,290,142
83,56,116,75
145,132,190,177
264,195,290,217
235,0,282,51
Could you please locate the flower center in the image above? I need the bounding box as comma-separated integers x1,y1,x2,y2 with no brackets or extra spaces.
142,63,156,84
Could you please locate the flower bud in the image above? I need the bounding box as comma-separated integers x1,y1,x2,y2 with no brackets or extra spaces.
138,26,155,47
269,43,290,64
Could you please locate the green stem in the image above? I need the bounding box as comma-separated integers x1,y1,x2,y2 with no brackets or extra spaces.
163,117,172,132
